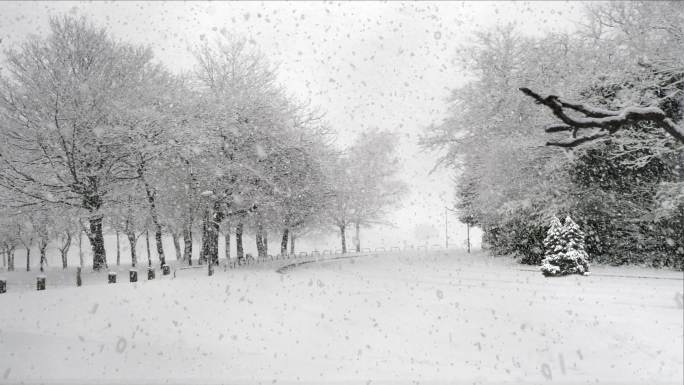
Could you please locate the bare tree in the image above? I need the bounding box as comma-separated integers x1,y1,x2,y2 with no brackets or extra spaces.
0,214,20,271
326,130,407,253
18,222,34,272
57,230,73,269
222,221,231,261
36,221,50,273
0,16,165,270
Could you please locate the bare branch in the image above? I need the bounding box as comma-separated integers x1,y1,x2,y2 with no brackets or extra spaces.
544,124,574,133
556,99,617,118
546,132,610,148
520,87,684,146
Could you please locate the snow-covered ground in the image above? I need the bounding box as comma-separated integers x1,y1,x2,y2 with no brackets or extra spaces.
0,250,682,384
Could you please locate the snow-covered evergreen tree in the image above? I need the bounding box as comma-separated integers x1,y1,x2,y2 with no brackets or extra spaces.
562,216,586,252
541,216,590,277
542,216,564,257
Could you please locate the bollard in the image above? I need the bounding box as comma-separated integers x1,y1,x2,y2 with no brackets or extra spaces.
36,275,46,291
108,272,117,284
208,262,214,276
0,278,6,294
162,264,170,276
76,267,82,287
147,267,155,280
129,269,138,282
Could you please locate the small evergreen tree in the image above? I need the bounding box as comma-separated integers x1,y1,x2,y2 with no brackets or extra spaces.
541,216,590,277
562,216,586,252
542,216,564,257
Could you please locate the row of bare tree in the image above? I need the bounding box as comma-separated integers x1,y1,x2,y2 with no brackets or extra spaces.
0,16,406,272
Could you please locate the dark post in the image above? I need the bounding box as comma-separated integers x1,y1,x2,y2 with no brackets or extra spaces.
36,276,46,291
162,264,170,276
76,267,82,287
147,267,155,280
208,261,214,276
129,269,138,282
108,272,117,284
0,279,6,294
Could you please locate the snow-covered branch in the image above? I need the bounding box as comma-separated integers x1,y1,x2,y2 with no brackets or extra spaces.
519,87,684,146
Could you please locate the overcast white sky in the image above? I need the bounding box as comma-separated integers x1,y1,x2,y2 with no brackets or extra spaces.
0,1,583,250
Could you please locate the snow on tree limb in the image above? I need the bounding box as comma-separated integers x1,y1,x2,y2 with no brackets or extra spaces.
519,87,684,146
544,124,574,133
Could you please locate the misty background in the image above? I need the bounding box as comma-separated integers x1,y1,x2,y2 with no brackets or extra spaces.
0,1,584,262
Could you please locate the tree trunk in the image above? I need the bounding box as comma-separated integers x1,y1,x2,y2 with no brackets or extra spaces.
224,225,231,260
182,158,197,265
354,222,361,252
39,239,48,273
78,230,84,268
1,250,5,270
145,229,152,267
200,204,223,266
340,224,347,254
172,232,182,261
154,227,165,266
25,248,31,272
280,228,289,256
183,223,193,265
196,228,202,263
127,232,138,267
83,191,107,270
143,178,166,267
59,232,71,269
88,216,107,270
256,224,266,259
290,233,295,255
8,249,14,271
115,230,121,266
255,233,263,258
680,148,683,183
198,216,207,265
61,250,68,269
236,222,244,260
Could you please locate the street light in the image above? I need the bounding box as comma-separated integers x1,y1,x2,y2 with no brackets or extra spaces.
444,206,458,249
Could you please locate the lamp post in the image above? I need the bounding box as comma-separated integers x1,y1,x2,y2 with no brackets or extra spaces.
444,206,458,250
444,207,448,249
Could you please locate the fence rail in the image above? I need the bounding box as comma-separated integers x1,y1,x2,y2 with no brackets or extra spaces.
0,245,452,293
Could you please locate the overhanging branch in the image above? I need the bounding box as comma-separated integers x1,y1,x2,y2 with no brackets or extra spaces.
520,87,684,147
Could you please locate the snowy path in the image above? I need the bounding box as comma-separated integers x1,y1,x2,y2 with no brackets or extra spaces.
0,251,682,384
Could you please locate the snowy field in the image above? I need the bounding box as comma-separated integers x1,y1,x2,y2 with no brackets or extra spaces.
0,250,682,384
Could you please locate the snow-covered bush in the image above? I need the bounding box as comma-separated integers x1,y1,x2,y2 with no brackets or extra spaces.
541,216,590,277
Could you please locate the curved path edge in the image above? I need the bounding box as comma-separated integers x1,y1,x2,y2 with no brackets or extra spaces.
276,253,378,274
